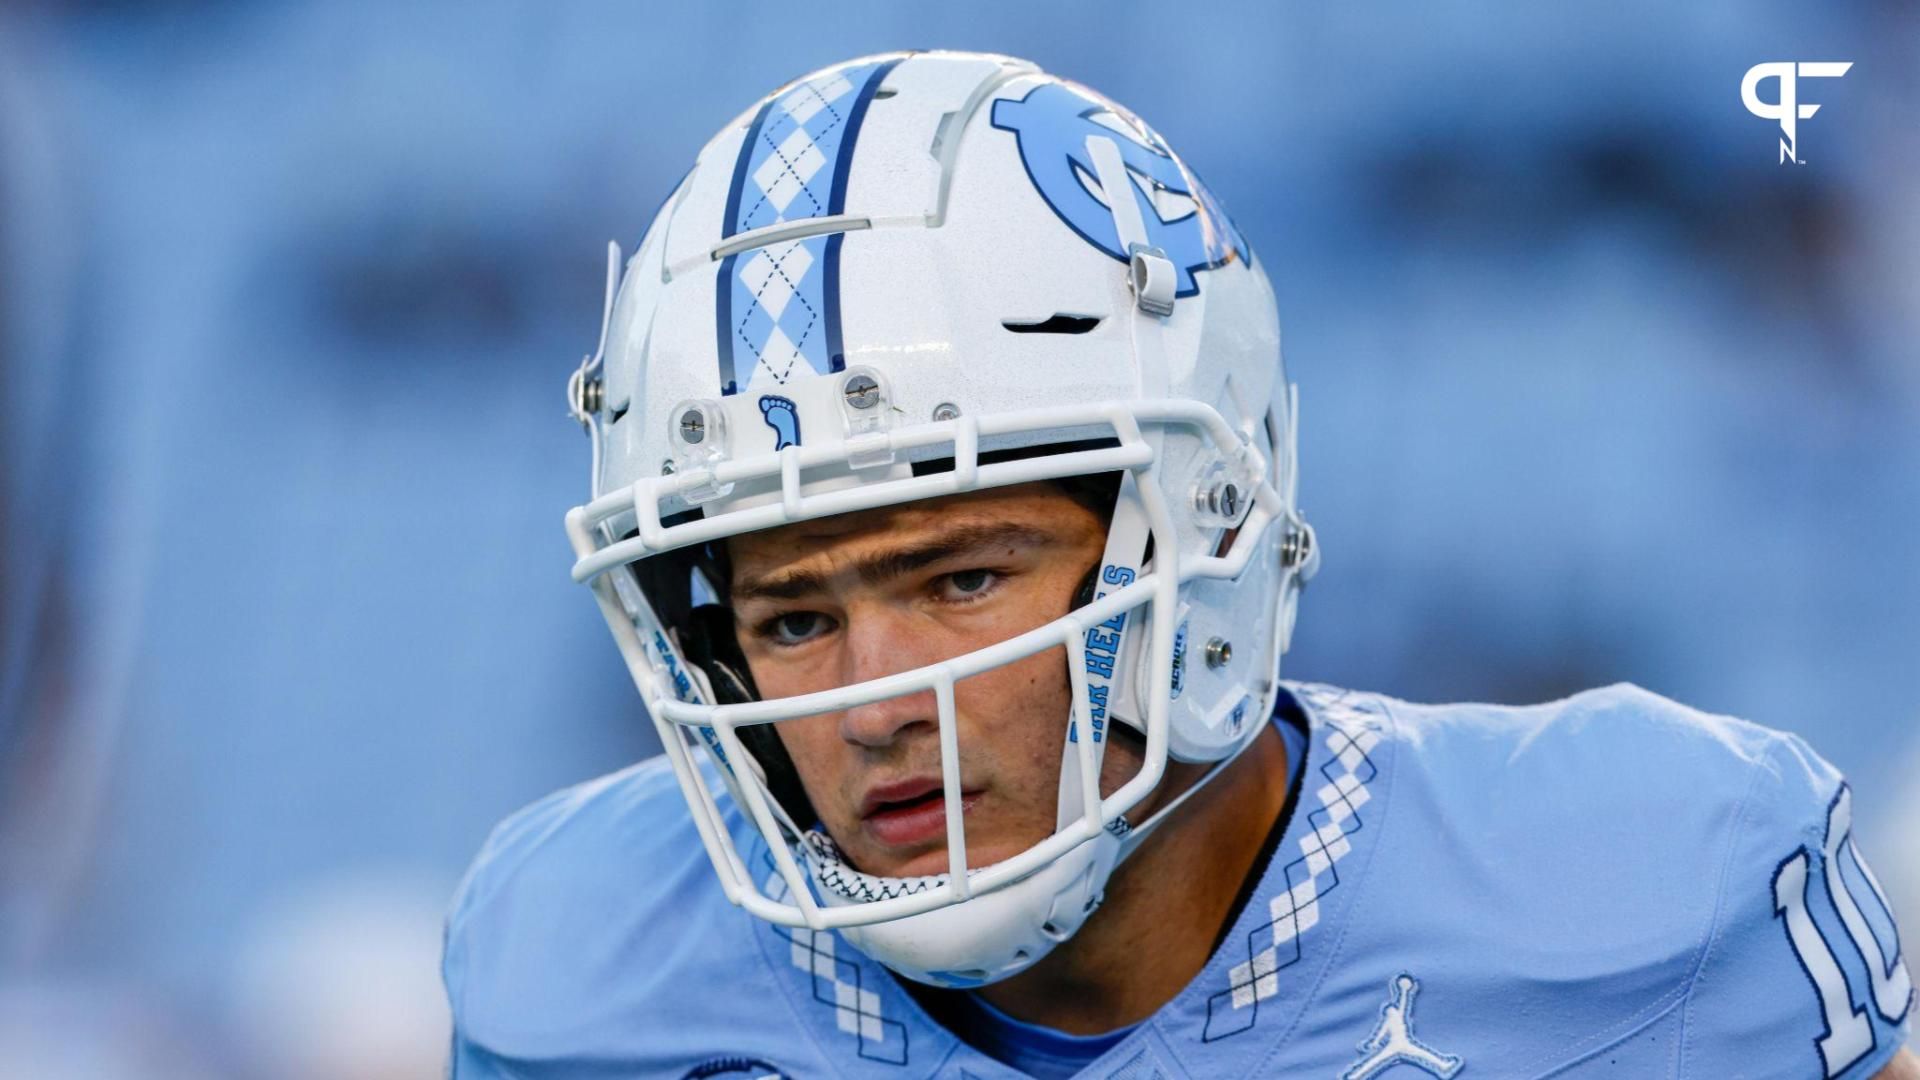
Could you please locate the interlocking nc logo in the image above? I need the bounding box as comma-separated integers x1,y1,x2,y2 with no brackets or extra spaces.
1742,62,1852,164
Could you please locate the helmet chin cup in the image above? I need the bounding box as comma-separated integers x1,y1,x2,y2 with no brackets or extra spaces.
828,830,1121,989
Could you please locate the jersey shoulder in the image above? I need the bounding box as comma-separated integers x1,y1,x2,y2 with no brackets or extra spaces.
1378,680,1839,876
1383,679,1800,801
1372,679,1854,950
1370,681,1817,915
443,756,774,1068
1344,682,1910,1077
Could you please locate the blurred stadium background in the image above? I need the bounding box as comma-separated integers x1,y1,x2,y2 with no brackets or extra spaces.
1,2,1914,1075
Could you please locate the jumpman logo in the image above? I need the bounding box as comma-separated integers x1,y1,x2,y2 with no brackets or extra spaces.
1341,974,1463,1080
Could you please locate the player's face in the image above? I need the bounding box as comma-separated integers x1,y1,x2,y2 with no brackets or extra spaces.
728,482,1138,880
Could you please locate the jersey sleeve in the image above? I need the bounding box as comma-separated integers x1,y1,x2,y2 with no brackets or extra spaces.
440,784,581,1078
1682,729,1913,1079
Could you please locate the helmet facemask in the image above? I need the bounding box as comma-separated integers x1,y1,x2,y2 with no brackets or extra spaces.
567,395,1307,986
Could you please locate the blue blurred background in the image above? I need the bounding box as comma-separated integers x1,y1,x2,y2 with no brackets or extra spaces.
2,2,1914,1075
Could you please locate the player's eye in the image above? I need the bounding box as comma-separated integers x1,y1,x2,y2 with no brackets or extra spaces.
936,568,1001,604
761,610,835,647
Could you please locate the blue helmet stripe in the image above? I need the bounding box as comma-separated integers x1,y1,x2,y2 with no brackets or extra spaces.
713,56,903,396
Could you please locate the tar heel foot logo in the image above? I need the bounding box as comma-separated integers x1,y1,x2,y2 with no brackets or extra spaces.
1742,62,1853,164
758,394,800,450
1341,974,1463,1080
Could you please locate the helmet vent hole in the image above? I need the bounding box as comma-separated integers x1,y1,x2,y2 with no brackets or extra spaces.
609,403,630,424
873,86,898,99
1001,313,1102,335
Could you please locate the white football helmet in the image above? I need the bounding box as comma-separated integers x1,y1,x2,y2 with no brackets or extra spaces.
563,51,1318,988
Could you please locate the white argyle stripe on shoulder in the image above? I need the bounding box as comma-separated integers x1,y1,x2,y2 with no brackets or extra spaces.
1205,686,1387,1041
759,863,910,1064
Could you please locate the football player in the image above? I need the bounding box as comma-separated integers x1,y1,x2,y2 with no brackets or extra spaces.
443,52,1915,1078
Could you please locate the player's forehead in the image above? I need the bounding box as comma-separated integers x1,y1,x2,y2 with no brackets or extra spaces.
724,482,1095,581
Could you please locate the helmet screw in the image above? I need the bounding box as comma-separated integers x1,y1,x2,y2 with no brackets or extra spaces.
843,373,881,410
679,407,707,444
1196,481,1242,519
1205,637,1233,669
931,402,961,422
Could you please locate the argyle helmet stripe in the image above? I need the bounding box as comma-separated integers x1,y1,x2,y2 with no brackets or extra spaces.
715,57,901,395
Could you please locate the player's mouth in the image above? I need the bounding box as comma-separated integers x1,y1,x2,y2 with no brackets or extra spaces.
858,776,981,849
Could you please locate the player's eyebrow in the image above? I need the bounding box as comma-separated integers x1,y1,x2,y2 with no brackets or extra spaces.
732,522,1062,604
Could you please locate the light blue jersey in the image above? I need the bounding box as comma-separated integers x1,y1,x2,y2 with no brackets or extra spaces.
443,683,1913,1078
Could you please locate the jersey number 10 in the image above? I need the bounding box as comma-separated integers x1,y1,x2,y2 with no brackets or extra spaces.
1771,785,1911,1078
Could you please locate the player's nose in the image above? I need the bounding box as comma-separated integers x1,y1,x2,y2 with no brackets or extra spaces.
839,687,940,749
837,606,939,748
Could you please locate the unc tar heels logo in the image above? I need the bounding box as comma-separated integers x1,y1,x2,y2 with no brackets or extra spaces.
991,82,1246,297
1342,974,1463,1080
759,394,800,450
